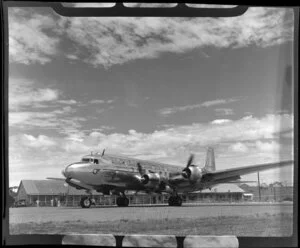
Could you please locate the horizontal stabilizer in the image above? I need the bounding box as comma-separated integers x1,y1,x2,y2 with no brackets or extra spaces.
46,177,66,181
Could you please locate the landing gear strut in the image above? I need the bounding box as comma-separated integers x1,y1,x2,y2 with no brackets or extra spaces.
116,192,129,207
168,195,182,206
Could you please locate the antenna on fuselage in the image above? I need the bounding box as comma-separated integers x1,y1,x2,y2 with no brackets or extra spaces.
101,149,105,157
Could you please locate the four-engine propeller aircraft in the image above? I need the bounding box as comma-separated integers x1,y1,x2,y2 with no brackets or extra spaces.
47,147,293,208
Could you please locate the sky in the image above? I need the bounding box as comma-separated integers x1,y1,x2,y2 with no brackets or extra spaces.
8,4,295,187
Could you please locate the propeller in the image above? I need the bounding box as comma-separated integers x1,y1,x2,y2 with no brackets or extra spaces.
182,154,195,179
137,163,143,175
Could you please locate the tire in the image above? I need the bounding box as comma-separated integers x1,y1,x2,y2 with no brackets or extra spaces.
116,197,129,207
168,196,175,206
168,196,182,206
175,196,182,206
123,197,129,207
80,197,91,208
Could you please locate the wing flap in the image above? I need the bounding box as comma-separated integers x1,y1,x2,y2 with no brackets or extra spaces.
202,160,293,182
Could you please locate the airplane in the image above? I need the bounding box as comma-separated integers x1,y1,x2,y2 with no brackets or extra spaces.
47,147,293,208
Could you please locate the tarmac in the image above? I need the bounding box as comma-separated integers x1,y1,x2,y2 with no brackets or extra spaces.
9,202,293,224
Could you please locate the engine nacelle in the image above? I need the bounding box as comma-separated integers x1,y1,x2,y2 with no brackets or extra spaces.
182,166,202,182
141,173,161,188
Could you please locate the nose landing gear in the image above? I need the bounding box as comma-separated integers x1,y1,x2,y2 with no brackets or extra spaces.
80,196,92,208
80,190,96,208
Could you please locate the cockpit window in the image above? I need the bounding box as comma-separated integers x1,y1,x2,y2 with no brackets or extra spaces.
94,159,99,164
82,158,90,162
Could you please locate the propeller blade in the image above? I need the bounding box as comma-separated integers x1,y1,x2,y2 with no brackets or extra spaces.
137,163,143,175
186,154,194,168
182,154,195,179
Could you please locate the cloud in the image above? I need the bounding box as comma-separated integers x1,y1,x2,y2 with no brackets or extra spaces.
9,78,59,111
158,97,240,116
229,142,249,152
8,8,62,65
60,113,293,158
255,140,280,152
57,99,77,105
9,77,88,137
215,108,234,116
211,119,232,124
9,113,294,186
9,7,293,67
21,134,57,148
89,99,115,104
201,98,238,107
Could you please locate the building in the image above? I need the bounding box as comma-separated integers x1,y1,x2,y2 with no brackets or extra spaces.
186,184,245,202
15,180,247,207
16,180,102,207
239,183,294,202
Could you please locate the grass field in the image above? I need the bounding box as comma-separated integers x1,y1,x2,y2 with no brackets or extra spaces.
10,212,293,236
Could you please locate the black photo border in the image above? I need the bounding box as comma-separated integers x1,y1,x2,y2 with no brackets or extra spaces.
1,1,298,247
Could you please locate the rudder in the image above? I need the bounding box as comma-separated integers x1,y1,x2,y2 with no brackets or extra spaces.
204,147,216,171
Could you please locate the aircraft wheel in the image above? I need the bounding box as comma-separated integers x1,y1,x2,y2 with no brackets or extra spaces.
123,197,129,207
116,197,129,207
175,196,182,206
80,197,91,208
168,196,182,206
168,196,176,206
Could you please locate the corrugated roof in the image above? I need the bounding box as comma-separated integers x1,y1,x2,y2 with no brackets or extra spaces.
192,184,245,193
20,180,102,195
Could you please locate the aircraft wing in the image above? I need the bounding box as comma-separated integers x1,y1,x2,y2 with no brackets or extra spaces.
202,160,293,183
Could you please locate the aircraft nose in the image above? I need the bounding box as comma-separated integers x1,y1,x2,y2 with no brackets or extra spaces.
62,164,73,178
62,168,67,178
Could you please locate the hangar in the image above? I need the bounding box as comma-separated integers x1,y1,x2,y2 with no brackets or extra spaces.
15,180,102,207
185,184,245,202
15,180,246,207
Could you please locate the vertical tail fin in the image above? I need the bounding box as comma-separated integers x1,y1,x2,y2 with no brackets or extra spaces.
204,147,216,171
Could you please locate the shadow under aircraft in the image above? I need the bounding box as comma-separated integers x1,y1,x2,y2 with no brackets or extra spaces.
47,147,293,208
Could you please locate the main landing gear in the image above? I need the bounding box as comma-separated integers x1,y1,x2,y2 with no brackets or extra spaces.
80,196,95,208
116,192,129,207
168,195,182,206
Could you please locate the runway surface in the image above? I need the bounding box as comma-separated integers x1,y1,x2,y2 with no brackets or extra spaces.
10,202,293,224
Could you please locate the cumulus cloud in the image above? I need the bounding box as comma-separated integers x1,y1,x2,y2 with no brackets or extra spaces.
9,113,294,186
211,119,232,124
56,113,293,160
255,140,280,152
8,7,293,67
